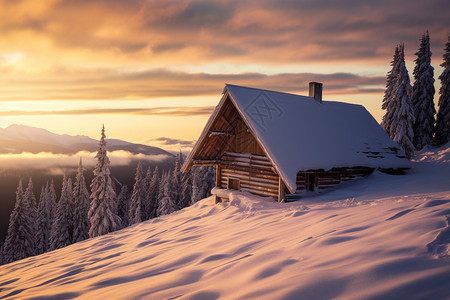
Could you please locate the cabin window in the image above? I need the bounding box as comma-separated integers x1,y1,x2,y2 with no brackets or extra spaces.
228,177,240,190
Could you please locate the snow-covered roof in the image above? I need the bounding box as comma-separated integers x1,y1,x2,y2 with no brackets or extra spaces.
184,84,410,193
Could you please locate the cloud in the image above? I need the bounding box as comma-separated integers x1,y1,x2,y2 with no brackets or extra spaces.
144,137,196,154
0,106,216,116
0,0,448,117
149,137,195,146
1,0,448,64
0,150,172,174
0,67,385,102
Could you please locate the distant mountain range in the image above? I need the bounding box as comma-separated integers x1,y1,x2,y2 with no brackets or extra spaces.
0,124,173,156
0,124,176,243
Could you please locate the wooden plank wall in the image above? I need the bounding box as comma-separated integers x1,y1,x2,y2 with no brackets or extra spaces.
219,152,279,198
290,168,373,196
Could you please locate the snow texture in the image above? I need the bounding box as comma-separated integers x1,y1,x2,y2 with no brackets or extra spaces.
0,145,449,299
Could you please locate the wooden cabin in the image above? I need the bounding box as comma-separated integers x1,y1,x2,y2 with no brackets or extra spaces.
182,83,410,202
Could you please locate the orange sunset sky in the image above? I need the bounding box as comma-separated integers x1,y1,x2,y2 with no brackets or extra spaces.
1,0,449,152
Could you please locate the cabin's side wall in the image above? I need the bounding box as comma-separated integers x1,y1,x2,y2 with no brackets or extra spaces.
290,168,373,197
218,152,280,199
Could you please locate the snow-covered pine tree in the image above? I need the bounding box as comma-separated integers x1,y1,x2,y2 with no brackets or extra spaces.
190,166,215,204
48,180,57,224
169,151,184,210
156,170,167,209
381,45,401,134
180,170,192,209
3,180,35,263
190,166,202,205
411,31,436,150
0,242,4,265
88,126,121,238
145,166,159,219
49,176,74,250
36,184,51,254
157,170,177,216
117,185,130,228
24,177,37,255
72,158,91,243
391,44,415,159
435,33,450,146
129,161,146,225
142,166,152,220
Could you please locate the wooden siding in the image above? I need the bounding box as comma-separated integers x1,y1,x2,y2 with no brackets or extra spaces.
218,152,279,198
194,96,264,162
287,167,374,198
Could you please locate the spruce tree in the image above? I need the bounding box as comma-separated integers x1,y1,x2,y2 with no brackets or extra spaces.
142,166,152,220
169,151,184,209
412,31,436,150
3,180,35,263
72,158,91,243
391,44,416,158
435,33,450,145
191,166,216,204
117,185,130,228
146,166,160,219
129,161,146,225
157,171,176,216
88,126,121,238
48,180,57,225
24,177,37,254
0,243,4,265
381,45,401,133
36,184,51,254
180,171,192,209
49,176,74,250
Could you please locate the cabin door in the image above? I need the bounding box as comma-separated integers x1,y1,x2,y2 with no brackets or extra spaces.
307,174,315,191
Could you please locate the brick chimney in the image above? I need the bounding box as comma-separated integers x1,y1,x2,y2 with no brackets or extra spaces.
309,82,323,103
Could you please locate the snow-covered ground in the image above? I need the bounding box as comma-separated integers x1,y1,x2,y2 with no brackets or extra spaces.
1,145,450,299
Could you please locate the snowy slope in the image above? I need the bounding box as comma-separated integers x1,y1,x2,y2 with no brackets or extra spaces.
1,146,450,299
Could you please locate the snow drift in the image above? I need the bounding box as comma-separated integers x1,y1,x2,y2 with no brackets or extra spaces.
0,145,449,299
